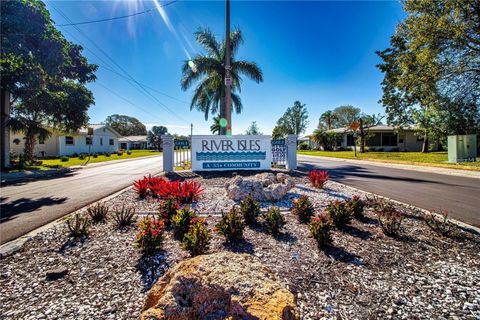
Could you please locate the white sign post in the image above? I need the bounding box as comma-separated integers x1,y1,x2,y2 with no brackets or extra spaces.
191,135,272,171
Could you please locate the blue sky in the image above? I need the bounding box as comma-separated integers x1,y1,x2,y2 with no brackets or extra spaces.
46,0,405,136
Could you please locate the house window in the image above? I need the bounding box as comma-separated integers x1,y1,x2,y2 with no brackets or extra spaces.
398,134,405,144
38,136,45,144
100,137,103,146
86,137,92,145
382,133,398,146
65,136,74,145
366,133,381,146
346,134,355,146
109,138,114,146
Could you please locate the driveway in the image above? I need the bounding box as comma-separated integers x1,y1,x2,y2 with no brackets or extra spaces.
0,156,163,244
298,155,480,228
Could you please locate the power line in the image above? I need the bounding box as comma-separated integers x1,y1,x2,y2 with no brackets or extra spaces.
55,1,178,27
99,64,190,104
55,9,152,27
51,3,190,125
95,81,172,126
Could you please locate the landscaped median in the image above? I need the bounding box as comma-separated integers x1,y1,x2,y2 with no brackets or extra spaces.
298,150,480,171
1,171,479,319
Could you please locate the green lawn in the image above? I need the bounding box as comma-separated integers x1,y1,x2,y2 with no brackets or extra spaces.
6,150,162,172
298,150,480,171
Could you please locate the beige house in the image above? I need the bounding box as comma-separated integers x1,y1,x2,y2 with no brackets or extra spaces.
118,136,150,150
302,125,434,152
10,124,121,157
330,125,431,151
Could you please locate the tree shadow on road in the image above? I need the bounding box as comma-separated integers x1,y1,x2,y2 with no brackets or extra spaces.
0,196,68,223
0,168,79,187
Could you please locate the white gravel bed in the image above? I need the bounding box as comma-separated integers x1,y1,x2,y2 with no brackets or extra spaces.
1,176,479,319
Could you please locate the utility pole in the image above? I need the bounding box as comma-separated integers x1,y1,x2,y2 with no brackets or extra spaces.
224,0,232,136
190,123,193,137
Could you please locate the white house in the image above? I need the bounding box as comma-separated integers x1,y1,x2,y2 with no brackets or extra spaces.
118,135,150,150
10,124,121,157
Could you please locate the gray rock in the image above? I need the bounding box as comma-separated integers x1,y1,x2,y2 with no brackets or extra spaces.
225,173,295,201
46,267,69,281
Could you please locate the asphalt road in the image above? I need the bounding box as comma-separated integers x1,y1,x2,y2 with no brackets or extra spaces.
298,155,480,228
0,156,163,244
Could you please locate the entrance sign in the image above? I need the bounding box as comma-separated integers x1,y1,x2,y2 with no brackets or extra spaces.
191,135,272,171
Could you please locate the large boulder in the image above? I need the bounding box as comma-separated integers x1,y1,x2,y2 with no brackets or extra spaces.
140,252,298,320
225,173,295,202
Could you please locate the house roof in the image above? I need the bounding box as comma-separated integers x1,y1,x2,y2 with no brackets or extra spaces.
118,135,148,143
77,124,122,137
327,125,418,134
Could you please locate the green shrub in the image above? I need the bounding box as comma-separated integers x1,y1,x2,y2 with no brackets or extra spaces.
117,151,124,156
112,205,136,227
104,152,111,157
263,207,286,235
309,214,332,248
60,156,69,162
86,202,109,223
425,209,456,237
215,207,245,243
158,197,179,227
291,195,315,223
239,194,261,226
66,214,89,237
182,218,211,256
92,153,98,158
126,150,132,155
345,195,365,219
326,200,351,228
297,142,310,150
78,153,86,160
171,207,195,240
135,217,165,254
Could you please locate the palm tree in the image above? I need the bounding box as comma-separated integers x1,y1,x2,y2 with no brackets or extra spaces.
210,115,221,135
181,28,263,121
9,116,51,163
319,110,336,130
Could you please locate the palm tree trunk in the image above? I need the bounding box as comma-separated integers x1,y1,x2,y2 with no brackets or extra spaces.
24,130,37,163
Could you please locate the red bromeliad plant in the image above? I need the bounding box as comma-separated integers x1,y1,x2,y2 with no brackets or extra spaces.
148,176,168,198
132,175,204,203
134,177,150,199
309,170,330,189
179,180,204,204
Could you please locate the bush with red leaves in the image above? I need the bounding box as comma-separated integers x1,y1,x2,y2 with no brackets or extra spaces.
309,170,330,189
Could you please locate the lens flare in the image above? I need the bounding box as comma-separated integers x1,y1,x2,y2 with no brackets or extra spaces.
188,60,197,73
219,118,228,128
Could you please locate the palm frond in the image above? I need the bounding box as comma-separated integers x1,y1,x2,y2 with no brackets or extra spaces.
231,92,243,114
195,28,221,59
232,60,263,83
